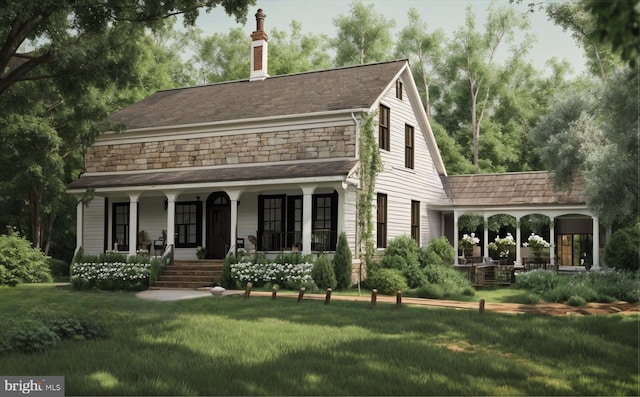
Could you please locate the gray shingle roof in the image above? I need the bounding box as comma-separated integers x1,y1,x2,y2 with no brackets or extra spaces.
110,60,407,130
441,171,586,206
67,159,359,190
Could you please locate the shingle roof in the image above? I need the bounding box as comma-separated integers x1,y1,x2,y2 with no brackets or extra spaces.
441,171,586,207
67,159,359,190
110,60,407,130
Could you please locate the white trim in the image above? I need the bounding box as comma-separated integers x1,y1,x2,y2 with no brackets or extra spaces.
98,110,369,145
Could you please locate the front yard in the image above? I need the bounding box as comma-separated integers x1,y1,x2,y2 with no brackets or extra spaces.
0,284,637,396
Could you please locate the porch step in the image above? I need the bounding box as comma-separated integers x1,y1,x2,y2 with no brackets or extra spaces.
153,260,224,289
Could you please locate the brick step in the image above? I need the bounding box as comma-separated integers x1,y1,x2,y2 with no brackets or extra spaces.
152,260,223,289
162,270,221,276
153,280,215,289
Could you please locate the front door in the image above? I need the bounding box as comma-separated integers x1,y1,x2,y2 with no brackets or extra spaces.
206,192,230,259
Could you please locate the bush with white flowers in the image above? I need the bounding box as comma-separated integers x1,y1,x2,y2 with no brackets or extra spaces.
231,262,314,288
71,262,151,291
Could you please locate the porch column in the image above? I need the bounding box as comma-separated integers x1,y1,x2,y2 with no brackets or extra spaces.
549,218,555,267
515,216,522,264
128,192,141,256
453,210,459,265
164,191,179,247
301,186,315,255
75,197,84,253
227,190,242,254
483,214,489,259
592,216,600,269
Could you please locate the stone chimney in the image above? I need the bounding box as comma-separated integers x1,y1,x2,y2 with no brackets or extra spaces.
250,9,269,81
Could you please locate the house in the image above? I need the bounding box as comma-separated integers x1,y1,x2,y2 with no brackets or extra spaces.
67,9,604,272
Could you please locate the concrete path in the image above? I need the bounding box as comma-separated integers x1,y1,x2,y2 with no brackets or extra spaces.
136,288,639,316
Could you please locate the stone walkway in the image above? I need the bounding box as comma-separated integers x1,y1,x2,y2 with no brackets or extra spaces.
137,288,639,316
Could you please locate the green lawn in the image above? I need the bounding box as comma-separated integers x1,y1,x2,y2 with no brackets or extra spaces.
0,284,638,396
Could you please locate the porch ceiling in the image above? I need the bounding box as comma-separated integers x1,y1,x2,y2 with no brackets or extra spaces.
67,159,358,190
441,171,586,207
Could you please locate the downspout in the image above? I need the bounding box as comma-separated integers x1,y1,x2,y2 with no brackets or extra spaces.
351,112,362,295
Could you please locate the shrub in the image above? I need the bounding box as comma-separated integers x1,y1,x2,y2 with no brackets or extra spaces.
49,258,70,277
381,236,420,269
405,283,445,299
71,262,150,291
422,264,475,297
424,236,455,265
366,268,407,295
5,325,60,354
603,225,640,271
333,232,353,290
0,231,52,286
99,251,128,263
221,253,238,289
567,295,587,307
418,249,443,267
402,263,428,288
275,252,312,265
311,255,337,290
515,269,563,295
231,261,313,288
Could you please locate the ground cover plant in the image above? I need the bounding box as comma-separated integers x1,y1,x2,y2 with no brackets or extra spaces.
0,284,637,396
70,249,155,291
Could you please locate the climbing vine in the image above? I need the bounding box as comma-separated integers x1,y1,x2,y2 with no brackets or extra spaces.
357,111,381,267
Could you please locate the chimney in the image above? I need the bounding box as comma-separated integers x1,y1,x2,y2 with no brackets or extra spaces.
250,9,269,81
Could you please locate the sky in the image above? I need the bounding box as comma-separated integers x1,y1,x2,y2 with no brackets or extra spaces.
188,0,588,76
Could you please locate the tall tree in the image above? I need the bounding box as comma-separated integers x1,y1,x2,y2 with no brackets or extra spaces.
187,27,250,84
394,8,444,119
269,21,332,75
440,1,532,173
0,0,254,98
332,0,395,66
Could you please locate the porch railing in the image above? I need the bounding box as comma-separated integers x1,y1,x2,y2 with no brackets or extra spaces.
257,230,336,251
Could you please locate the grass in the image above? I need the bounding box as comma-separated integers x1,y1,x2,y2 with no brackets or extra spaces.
0,284,638,396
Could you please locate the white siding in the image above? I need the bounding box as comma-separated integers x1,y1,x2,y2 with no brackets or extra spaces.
374,74,447,248
83,198,105,255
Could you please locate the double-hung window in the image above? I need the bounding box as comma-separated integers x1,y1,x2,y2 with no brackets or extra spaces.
175,201,202,248
411,201,420,243
377,193,387,248
379,104,390,151
405,124,414,169
112,203,129,251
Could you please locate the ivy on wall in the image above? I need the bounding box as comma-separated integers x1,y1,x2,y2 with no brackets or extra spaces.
357,111,381,266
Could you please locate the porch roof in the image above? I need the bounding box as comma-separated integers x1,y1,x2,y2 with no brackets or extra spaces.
110,60,407,130
441,171,586,207
67,159,358,190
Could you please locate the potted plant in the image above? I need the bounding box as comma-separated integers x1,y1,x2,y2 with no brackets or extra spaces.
523,233,550,260
459,233,480,257
488,233,516,264
196,246,207,259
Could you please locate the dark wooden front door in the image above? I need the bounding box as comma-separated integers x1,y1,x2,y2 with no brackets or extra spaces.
206,192,230,259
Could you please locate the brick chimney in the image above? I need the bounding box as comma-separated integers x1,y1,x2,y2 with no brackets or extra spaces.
250,9,269,81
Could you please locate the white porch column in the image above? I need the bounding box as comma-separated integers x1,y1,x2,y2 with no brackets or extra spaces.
301,186,315,254
227,190,242,254
515,216,522,264
164,191,179,247
549,218,555,267
483,214,489,259
128,192,141,256
75,197,84,253
453,210,460,265
592,216,600,269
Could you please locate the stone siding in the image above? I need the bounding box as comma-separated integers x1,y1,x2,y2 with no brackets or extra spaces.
85,126,355,172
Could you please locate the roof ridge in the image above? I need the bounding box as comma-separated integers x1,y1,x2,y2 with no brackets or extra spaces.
446,170,550,178
154,59,409,94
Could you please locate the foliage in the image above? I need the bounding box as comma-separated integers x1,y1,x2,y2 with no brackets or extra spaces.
422,264,475,297
0,231,52,286
418,248,443,267
274,252,313,265
380,235,420,270
515,269,639,303
230,261,313,289
333,232,353,290
331,0,395,66
365,268,407,295
523,233,550,251
49,258,70,277
603,224,640,271
221,252,239,289
71,262,150,291
488,233,516,258
458,233,480,253
311,255,337,290
357,111,381,267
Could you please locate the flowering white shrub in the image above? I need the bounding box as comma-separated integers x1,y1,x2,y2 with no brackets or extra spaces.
71,262,151,291
459,233,480,253
231,262,313,287
489,233,516,257
523,233,550,250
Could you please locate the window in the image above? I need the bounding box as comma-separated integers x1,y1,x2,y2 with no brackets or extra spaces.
112,203,129,251
411,201,420,243
377,193,387,248
405,124,414,169
312,192,338,251
379,104,390,151
175,201,202,248
258,195,286,250
396,79,403,100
